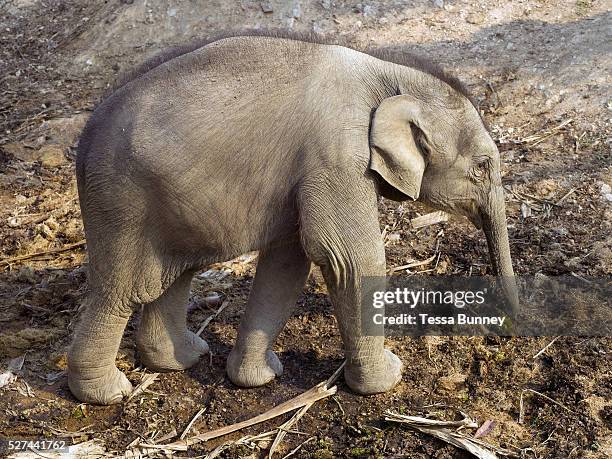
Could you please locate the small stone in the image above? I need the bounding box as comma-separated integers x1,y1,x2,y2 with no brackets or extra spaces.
261,2,273,13
436,372,467,394
39,145,67,167
521,202,532,218
466,12,485,24
433,0,444,8
204,292,223,307
320,0,332,9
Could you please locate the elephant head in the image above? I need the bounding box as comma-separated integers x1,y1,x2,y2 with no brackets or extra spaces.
369,86,519,312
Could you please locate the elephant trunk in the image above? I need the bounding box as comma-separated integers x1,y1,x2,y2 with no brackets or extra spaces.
481,187,519,313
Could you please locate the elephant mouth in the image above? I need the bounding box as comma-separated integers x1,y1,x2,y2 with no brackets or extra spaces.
469,213,483,230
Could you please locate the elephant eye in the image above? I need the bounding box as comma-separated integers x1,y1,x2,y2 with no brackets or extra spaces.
471,160,489,180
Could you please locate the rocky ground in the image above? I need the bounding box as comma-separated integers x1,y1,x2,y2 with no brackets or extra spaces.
0,1,610,458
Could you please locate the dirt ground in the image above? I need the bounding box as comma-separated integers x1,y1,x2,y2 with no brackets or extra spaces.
0,0,610,458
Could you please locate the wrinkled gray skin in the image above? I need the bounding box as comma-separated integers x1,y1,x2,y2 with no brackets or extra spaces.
69,35,518,405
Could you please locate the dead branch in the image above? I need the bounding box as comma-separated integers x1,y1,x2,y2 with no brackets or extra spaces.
0,240,86,266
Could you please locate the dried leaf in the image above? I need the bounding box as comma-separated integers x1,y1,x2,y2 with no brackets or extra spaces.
475,420,496,438
385,411,517,458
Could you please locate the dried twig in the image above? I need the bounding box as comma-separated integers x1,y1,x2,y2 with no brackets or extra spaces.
411,211,449,229
196,300,229,336
554,188,576,205
180,382,335,447
204,430,277,459
521,119,573,146
0,240,86,266
133,442,187,452
152,428,177,445
385,411,478,429
510,189,560,208
126,432,187,458
519,388,573,424
268,403,312,458
126,373,159,403
325,360,345,388
389,254,437,273
180,408,206,440
532,336,560,359
570,272,593,284
41,423,95,439
159,364,343,451
386,411,517,458
281,436,316,459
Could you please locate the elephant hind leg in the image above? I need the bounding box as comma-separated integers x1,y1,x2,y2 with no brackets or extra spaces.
136,270,209,371
227,239,311,388
67,291,135,405
67,241,185,404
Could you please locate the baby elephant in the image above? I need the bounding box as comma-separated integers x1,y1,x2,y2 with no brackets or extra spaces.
69,32,518,404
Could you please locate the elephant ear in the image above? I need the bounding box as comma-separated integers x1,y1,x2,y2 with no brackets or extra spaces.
369,95,427,201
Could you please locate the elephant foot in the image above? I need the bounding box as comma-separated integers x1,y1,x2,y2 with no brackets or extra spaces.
137,330,209,371
67,366,133,405
226,349,283,387
345,349,403,395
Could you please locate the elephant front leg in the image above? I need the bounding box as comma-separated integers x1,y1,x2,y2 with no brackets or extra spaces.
317,247,403,395
136,271,209,371
326,271,403,394
300,177,402,395
227,240,311,387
